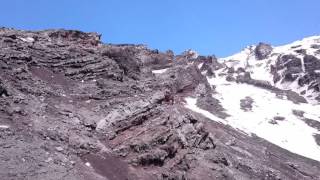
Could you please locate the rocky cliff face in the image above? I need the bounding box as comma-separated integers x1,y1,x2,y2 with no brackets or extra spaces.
1,28,320,180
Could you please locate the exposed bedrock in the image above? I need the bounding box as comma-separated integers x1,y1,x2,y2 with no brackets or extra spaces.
0,28,320,180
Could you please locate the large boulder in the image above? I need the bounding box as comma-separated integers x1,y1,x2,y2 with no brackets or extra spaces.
254,42,273,60
159,64,211,94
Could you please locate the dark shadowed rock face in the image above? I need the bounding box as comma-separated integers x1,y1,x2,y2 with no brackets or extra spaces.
271,53,320,94
255,42,273,60
304,55,320,72
0,83,8,97
273,54,303,84
0,28,320,180
276,55,302,71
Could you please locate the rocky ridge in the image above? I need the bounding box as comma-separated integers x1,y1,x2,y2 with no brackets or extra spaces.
0,28,320,180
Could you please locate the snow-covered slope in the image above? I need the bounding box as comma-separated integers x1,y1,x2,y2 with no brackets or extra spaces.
220,36,320,104
184,36,320,162
186,70,320,161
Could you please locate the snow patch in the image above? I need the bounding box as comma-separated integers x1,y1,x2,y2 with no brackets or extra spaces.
152,68,168,74
273,36,320,56
220,46,254,62
220,45,274,83
85,162,91,167
0,125,9,129
20,37,35,43
186,72,320,162
197,63,204,69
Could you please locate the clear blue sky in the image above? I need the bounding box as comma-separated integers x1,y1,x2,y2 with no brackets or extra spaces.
1,0,320,57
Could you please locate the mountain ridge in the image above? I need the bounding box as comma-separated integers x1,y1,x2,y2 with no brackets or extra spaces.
0,27,320,180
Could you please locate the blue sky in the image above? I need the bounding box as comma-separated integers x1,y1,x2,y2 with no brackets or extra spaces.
1,0,320,57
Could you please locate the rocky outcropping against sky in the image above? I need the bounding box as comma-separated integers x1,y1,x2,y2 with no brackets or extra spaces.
1,28,320,180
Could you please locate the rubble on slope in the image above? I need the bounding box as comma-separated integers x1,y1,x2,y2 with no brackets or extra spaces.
0,28,320,180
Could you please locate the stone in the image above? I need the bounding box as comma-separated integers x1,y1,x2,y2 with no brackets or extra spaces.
255,43,273,60
55,147,64,152
240,97,254,111
0,85,8,97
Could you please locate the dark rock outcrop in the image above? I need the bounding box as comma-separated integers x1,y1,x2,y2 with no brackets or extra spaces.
0,28,320,180
254,42,273,60
0,84,8,97
304,55,320,72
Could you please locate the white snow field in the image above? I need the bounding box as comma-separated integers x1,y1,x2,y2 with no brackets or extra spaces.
185,72,320,161
184,36,320,161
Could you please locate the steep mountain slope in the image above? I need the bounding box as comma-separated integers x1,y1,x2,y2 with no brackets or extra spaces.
0,28,320,180
220,36,320,103
186,36,320,162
